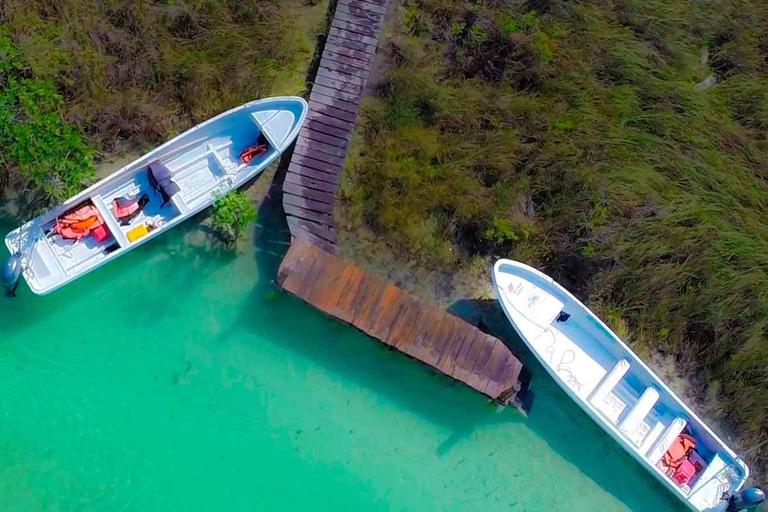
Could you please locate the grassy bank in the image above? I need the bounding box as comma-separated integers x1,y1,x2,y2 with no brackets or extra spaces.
1,0,327,214
341,0,768,479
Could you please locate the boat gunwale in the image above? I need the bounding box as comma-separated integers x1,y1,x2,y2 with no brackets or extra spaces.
5,96,308,295
492,258,749,511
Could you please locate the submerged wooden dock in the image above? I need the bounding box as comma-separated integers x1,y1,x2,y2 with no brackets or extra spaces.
278,238,530,408
282,0,389,254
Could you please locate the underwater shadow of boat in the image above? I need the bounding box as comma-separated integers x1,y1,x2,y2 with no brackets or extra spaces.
450,298,681,512
0,203,238,340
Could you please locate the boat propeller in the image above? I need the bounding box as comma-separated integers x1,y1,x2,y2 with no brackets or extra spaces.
1,253,22,298
727,487,766,511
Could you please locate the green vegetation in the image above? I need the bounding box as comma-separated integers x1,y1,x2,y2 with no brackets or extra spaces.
1,0,321,214
0,31,94,209
211,190,258,248
342,0,768,477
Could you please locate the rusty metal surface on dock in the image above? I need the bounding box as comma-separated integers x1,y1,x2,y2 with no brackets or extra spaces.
283,0,389,254
277,238,527,404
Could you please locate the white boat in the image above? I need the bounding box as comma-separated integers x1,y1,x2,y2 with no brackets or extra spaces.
493,259,764,512
3,97,308,295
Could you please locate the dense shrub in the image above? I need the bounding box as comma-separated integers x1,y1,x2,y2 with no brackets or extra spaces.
342,0,768,479
0,32,94,208
211,190,258,248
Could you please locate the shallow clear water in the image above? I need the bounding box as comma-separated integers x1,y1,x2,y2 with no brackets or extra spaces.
0,195,682,511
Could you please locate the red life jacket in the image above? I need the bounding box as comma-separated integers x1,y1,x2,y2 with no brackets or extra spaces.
113,197,141,220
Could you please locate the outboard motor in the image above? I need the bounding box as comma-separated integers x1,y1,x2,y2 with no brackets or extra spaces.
1,253,22,297
727,488,766,511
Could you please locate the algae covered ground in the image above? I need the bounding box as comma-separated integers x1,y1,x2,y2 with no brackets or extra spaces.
341,0,768,482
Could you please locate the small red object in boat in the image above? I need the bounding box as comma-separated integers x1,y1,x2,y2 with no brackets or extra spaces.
673,459,696,485
240,144,268,164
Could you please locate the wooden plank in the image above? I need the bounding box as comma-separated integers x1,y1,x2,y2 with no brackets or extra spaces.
287,165,339,186
385,295,422,350
428,315,461,368
435,317,471,376
314,260,358,311
284,192,335,215
300,124,350,148
368,289,409,345
482,341,513,397
317,67,367,88
290,155,343,177
321,51,370,72
308,100,358,124
336,5,384,26
283,182,335,205
307,110,356,132
285,169,339,193
399,307,439,359
287,216,337,244
281,246,322,294
303,253,346,306
329,27,380,48
323,43,373,65
349,274,385,325
406,308,446,362
319,57,370,79
294,143,346,168
454,330,487,383
296,134,348,158
292,229,337,255
326,34,377,56
331,18,380,39
304,118,354,143
332,266,367,323
355,282,398,337
279,243,320,291
313,74,364,96
447,330,478,381
283,203,335,227
338,0,387,16
311,84,363,106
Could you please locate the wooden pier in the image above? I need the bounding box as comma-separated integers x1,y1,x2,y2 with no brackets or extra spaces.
283,0,389,254
278,238,530,408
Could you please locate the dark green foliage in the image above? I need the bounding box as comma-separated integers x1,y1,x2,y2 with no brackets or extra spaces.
343,0,768,476
211,191,257,248
0,31,94,207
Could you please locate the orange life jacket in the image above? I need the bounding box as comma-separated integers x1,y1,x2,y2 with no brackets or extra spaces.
55,205,105,240
664,434,696,468
240,144,268,164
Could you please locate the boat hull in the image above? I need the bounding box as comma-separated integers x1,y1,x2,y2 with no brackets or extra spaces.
492,259,748,512
5,97,307,295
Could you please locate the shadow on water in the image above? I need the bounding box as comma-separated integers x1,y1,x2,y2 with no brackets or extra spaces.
224,190,681,511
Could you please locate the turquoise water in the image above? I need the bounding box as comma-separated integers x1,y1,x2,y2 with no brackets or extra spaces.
0,196,682,511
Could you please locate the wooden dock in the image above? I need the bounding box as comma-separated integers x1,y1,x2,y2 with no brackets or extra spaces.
283,0,389,254
278,238,530,408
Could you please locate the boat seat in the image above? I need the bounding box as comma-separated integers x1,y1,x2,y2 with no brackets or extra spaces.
638,421,665,455
589,359,630,412
619,387,660,445
647,417,687,463
148,161,181,206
